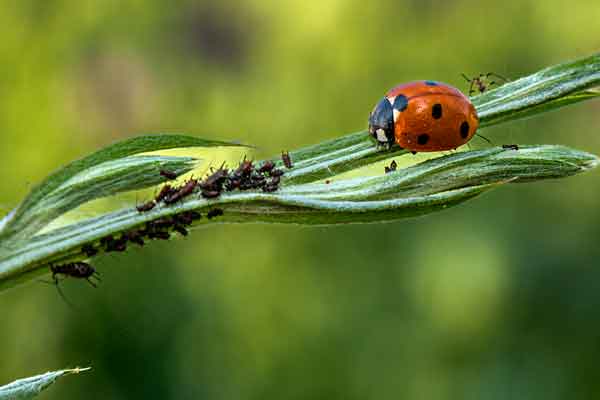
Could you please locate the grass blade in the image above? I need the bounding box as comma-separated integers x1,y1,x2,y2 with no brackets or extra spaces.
1,135,248,241
0,367,90,399
0,145,596,292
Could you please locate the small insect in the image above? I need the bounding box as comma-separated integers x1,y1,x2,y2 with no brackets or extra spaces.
188,211,202,220
160,169,178,180
257,161,275,174
325,179,331,184
152,217,174,229
165,178,198,204
125,230,145,247
385,160,398,174
270,169,284,178
106,236,127,252
46,262,100,306
201,189,221,199
50,262,100,287
174,211,198,226
136,200,156,212
81,244,98,257
155,184,175,203
148,230,171,240
173,225,188,236
502,144,519,150
226,178,241,191
200,166,229,190
233,159,254,178
262,181,279,192
368,80,479,153
281,151,293,169
207,208,224,219
461,73,508,96
100,235,114,249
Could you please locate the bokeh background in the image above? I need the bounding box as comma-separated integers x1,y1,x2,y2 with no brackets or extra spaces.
1,1,600,399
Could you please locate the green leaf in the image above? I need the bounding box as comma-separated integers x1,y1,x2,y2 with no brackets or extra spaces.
0,134,245,241
1,54,600,292
474,53,600,127
0,145,596,292
284,53,600,184
0,367,90,399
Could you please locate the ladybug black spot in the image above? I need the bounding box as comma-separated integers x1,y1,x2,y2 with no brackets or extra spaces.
424,80,438,86
460,121,470,138
432,103,442,119
393,95,408,112
417,134,430,145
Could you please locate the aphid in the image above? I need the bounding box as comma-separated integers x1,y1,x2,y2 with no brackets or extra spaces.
160,169,178,180
385,160,398,174
325,180,331,184
262,182,279,192
461,72,508,95
47,262,100,306
126,230,145,247
188,211,202,220
200,166,229,190
270,175,281,186
281,151,293,169
502,144,519,150
226,178,241,191
152,217,174,229
165,178,198,204
148,230,171,240
136,200,156,212
233,159,254,178
270,169,284,177
369,80,479,153
257,161,275,174
173,225,189,236
100,235,114,249
155,184,175,203
106,235,127,252
173,211,200,225
50,262,101,288
82,244,98,257
207,208,224,219
201,189,221,199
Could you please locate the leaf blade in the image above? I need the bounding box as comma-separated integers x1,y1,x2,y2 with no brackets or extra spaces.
0,367,90,400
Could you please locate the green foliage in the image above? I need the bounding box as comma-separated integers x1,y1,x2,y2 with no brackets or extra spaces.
0,368,90,399
0,53,599,294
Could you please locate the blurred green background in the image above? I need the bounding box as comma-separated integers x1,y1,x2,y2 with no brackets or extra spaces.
1,1,600,399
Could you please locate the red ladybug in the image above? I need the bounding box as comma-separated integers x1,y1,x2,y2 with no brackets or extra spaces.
368,80,479,152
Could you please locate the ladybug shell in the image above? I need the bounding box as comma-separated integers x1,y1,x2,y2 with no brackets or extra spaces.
386,81,478,152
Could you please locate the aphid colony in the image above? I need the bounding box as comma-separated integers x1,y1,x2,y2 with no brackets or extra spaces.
48,152,293,295
136,154,290,212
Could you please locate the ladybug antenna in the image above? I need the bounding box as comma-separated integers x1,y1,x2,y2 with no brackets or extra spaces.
476,133,494,145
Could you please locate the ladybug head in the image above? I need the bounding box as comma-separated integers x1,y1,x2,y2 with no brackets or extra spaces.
368,97,395,145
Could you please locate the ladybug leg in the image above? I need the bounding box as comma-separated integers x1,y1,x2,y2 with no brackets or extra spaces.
376,143,395,153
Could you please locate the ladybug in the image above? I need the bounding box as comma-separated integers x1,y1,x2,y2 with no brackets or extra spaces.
368,80,479,152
